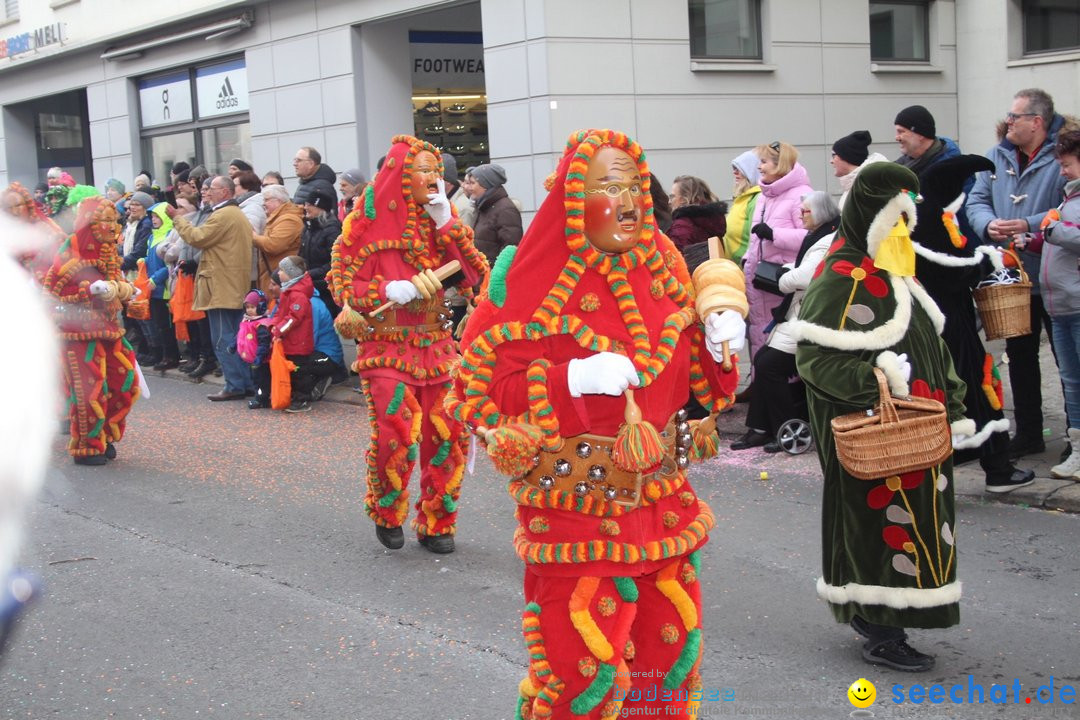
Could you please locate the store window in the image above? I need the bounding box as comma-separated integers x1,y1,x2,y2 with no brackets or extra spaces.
2,0,18,21
1023,0,1080,54
688,0,762,60
138,58,250,184
409,31,488,168
870,1,930,61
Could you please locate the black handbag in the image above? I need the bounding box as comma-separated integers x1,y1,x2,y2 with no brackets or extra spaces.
752,260,787,296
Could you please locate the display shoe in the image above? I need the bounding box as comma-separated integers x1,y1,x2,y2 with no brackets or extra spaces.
104,443,116,460
862,637,935,672
985,467,1035,493
418,534,455,554
73,454,107,466
446,102,468,114
375,524,405,550
731,429,771,451
419,101,441,115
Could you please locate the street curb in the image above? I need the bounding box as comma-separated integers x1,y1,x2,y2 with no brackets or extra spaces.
153,366,366,408
952,458,1080,514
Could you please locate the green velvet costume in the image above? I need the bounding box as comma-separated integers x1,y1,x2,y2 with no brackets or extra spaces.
792,164,967,630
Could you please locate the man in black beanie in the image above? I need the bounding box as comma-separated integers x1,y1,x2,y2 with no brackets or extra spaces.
894,105,962,175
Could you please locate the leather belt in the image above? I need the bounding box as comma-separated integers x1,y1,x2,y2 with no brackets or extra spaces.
365,308,450,336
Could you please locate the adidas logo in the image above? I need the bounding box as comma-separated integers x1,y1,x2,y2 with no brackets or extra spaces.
215,77,239,110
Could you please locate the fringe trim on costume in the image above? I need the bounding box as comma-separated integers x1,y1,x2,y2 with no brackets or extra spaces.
816,576,962,609
954,417,1009,450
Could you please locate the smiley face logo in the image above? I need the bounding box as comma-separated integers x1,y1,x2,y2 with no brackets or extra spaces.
847,678,876,708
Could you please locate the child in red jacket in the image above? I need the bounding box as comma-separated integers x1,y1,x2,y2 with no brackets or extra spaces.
273,256,316,413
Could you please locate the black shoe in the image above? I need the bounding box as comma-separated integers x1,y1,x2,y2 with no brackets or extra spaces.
375,525,404,550
179,358,200,373
248,398,269,409
762,441,781,453
188,359,217,380
731,429,770,451
285,400,311,413
212,367,223,377
311,375,333,401
1008,434,1046,459
207,390,246,402
104,443,116,460
986,467,1035,493
73,454,107,466
418,534,456,554
734,386,753,404
137,353,161,367
862,637,935,672
154,358,180,372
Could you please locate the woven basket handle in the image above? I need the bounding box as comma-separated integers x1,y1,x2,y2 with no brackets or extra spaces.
1001,247,1029,283
872,367,901,424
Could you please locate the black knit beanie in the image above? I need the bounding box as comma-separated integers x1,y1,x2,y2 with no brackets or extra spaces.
894,105,936,139
832,130,872,165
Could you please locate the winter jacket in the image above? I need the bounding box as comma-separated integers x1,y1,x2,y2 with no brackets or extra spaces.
1040,177,1080,317
253,202,304,293
174,203,212,272
744,162,813,353
723,186,759,263
293,164,338,208
274,274,315,356
120,216,152,273
300,211,343,306
145,204,174,299
896,136,962,176
767,218,840,355
236,191,267,234
311,291,344,365
472,186,522,265
171,201,253,311
667,201,728,251
966,114,1067,294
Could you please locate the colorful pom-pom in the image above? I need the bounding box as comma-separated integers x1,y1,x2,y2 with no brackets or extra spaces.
484,423,544,476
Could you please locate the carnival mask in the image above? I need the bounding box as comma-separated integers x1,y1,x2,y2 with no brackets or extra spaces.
583,146,645,254
410,150,440,207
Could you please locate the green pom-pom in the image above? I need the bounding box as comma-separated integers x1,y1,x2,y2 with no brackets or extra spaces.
378,489,401,508
66,184,102,208
442,494,457,513
489,245,518,308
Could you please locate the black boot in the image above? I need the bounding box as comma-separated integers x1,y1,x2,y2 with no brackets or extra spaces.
418,534,455,554
731,428,770,450
375,524,404,550
73,454,107,466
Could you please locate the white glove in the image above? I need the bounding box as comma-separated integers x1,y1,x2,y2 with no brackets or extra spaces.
424,177,453,228
895,353,911,384
875,351,911,396
566,352,640,398
704,310,746,362
89,280,110,296
386,280,421,305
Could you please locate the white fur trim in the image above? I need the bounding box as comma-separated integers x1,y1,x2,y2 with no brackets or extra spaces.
904,277,946,333
911,242,1003,270
866,192,919,260
817,576,962,609
950,418,977,436
943,192,966,215
953,417,1009,450
875,351,910,397
789,276,912,351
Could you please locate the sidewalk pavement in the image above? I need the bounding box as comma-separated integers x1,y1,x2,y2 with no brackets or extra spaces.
161,333,1080,514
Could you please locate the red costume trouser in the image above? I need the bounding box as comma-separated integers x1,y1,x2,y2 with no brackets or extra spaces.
517,554,705,720
361,376,466,537
62,337,139,458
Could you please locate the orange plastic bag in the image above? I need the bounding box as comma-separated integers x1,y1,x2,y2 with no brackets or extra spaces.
126,259,151,320
169,272,205,342
269,339,296,410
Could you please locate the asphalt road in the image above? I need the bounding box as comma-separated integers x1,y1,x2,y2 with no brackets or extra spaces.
3,376,1079,720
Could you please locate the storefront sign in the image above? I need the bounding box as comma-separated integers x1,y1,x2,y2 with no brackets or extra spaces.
195,59,248,119
410,31,484,90
0,23,65,60
138,72,193,128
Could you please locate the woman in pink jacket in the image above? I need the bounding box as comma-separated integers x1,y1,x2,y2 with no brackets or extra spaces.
743,141,812,364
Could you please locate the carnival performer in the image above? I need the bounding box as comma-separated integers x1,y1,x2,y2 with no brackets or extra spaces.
1,181,66,282
792,163,975,672
42,196,140,466
446,129,746,719
329,134,488,554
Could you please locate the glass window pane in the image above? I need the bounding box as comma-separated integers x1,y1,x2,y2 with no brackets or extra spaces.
1024,0,1080,54
144,132,196,186
689,0,762,59
199,123,251,177
870,2,929,61
38,113,83,150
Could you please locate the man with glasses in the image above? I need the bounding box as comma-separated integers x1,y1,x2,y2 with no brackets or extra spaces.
165,176,256,401
967,88,1068,461
291,146,338,209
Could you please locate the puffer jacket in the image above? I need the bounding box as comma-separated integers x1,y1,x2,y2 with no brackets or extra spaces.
743,162,813,353
472,186,522,264
300,211,343,307
293,164,338,208
723,186,759,263
1040,177,1080,317
966,114,1067,294
667,201,728,251
145,204,173,299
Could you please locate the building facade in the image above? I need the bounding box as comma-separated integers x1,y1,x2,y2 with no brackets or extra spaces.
0,0,1076,218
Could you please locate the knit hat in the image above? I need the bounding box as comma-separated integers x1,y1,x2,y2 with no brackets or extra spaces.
244,289,268,315
230,158,253,172
171,161,191,176
278,256,305,280
832,130,873,166
470,163,507,189
305,187,336,212
105,178,125,194
441,154,459,183
894,105,936,139
341,168,366,186
134,174,152,191
129,191,155,211
731,150,761,186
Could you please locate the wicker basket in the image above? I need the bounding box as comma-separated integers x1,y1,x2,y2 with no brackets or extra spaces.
973,249,1031,340
831,368,952,480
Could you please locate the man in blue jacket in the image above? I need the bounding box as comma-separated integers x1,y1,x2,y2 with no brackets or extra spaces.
966,88,1068,460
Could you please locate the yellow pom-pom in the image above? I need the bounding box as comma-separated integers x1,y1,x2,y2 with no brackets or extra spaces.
334,305,369,339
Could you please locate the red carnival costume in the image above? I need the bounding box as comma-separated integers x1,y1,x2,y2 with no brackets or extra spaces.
446,130,745,719
329,135,488,552
42,197,139,464
3,181,65,282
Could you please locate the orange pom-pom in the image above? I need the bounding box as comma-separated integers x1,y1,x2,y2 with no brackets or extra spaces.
484,423,543,476
334,305,369,339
